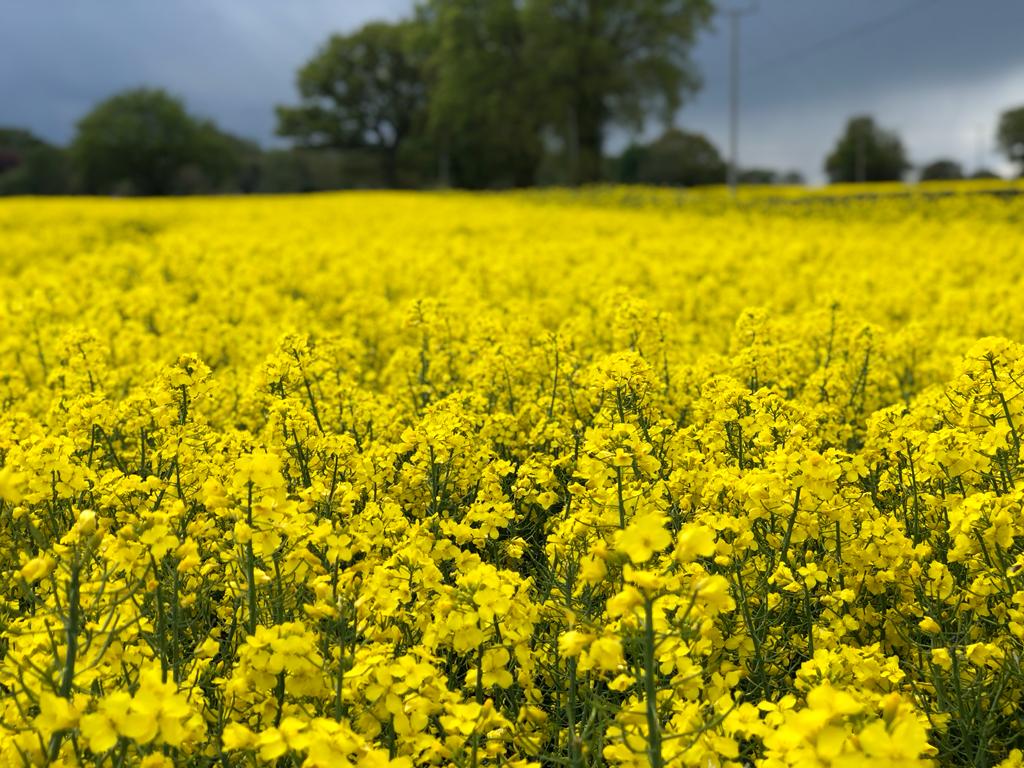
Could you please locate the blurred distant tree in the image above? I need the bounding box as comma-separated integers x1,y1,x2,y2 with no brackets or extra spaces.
732,168,804,185
824,115,909,183
254,148,385,193
0,128,40,174
616,143,645,184
276,22,427,187
421,0,541,188
997,106,1024,176
282,1,715,188
255,149,317,193
618,128,725,186
970,168,1002,180
738,168,778,185
0,128,70,194
72,89,203,195
523,0,714,184
190,122,261,193
71,89,252,195
919,158,963,181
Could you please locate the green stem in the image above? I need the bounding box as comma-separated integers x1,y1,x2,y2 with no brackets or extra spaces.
779,487,802,565
244,482,257,636
616,466,626,528
643,597,664,768
50,555,81,759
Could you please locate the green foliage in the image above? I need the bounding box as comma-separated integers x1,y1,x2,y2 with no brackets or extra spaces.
72,89,197,195
997,105,1024,176
824,115,909,183
276,22,427,187
278,0,713,188
10,0,722,193
191,122,261,193
737,168,804,185
71,88,252,195
919,158,964,182
421,0,542,188
617,128,725,187
0,128,71,195
971,168,1003,180
523,0,714,183
737,168,778,185
254,148,405,193
0,128,46,173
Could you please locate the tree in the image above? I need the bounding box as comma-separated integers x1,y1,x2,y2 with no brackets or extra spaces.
253,148,387,193
0,128,41,175
617,128,725,187
997,106,1024,176
523,0,713,184
276,22,427,187
72,89,205,195
421,0,542,188
0,128,71,195
735,168,803,185
72,89,255,195
971,168,1002,180
738,168,779,185
191,122,261,193
824,115,909,183
919,158,963,182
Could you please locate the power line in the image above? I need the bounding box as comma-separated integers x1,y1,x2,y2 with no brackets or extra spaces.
743,0,942,78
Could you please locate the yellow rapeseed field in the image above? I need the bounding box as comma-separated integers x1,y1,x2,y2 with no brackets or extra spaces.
2,188,1024,767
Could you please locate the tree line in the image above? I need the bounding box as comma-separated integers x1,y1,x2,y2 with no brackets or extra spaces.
824,114,1023,184
2,0,1023,195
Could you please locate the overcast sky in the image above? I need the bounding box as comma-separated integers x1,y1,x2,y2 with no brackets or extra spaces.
2,0,1023,183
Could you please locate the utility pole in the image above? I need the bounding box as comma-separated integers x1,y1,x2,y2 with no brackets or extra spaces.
726,3,757,196
974,123,985,175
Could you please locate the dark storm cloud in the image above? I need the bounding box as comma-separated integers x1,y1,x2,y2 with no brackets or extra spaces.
0,1,411,145
2,0,1022,182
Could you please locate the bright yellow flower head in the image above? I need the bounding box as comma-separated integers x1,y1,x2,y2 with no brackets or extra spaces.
616,512,672,563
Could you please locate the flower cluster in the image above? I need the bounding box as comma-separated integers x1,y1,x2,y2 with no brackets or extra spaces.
1,188,1024,766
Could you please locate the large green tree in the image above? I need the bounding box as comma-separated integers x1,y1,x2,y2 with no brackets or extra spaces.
72,88,250,195
824,115,909,183
420,0,542,188
280,0,713,188
73,89,197,195
997,105,1024,176
276,22,427,187
523,0,713,184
